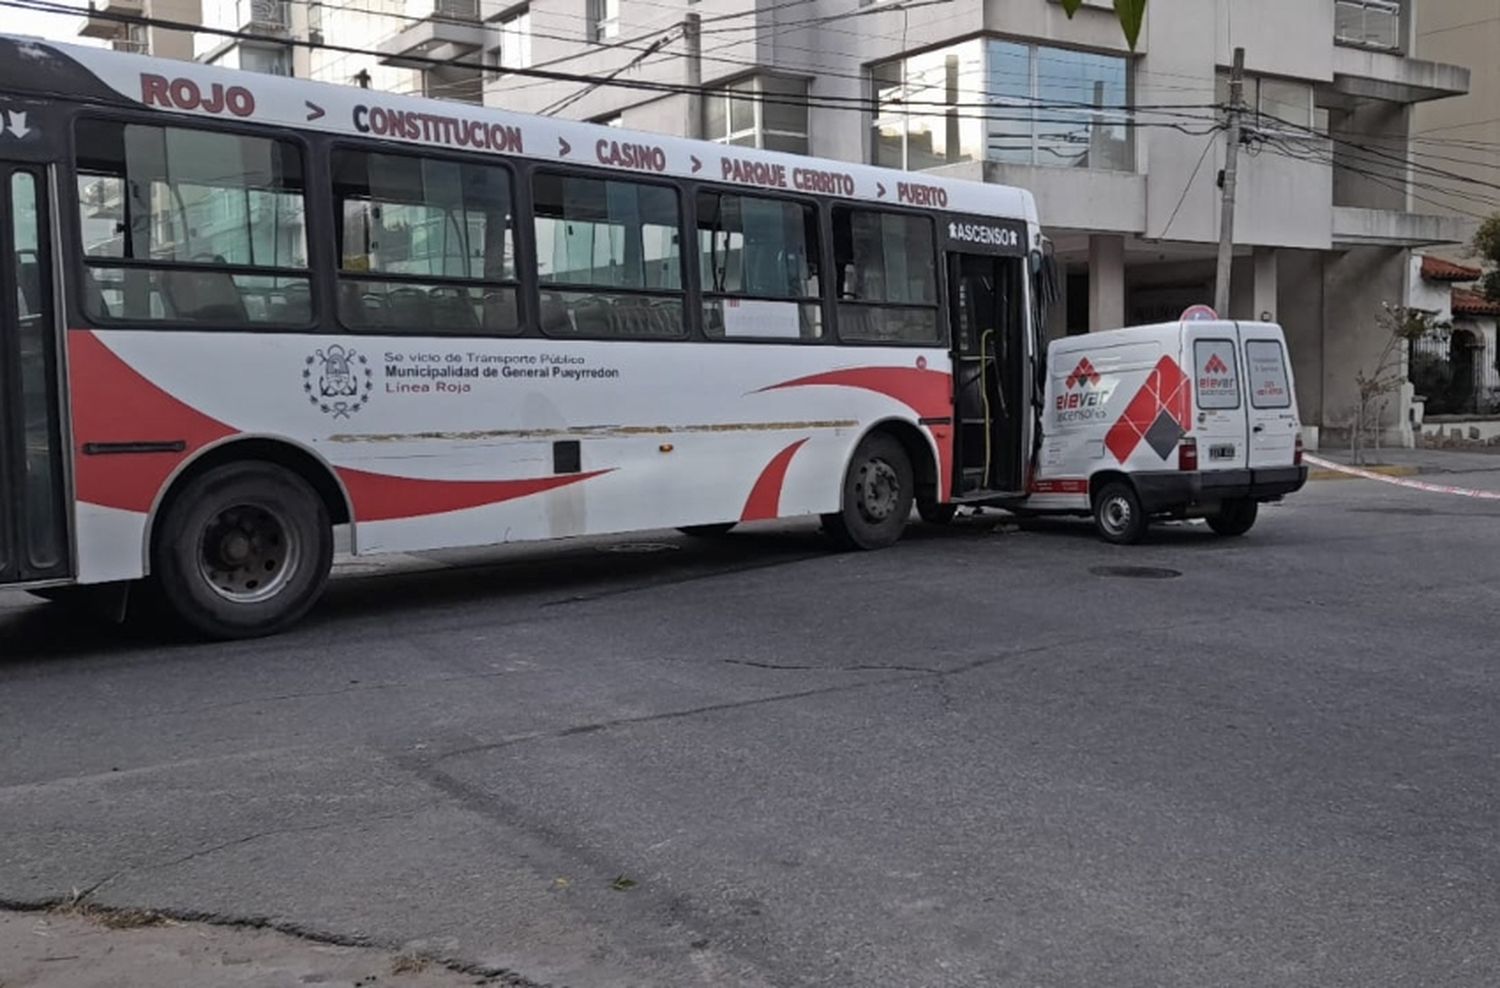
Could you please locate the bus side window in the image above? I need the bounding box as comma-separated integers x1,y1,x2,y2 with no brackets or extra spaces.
696,190,822,341
831,207,941,346
531,171,685,340
331,148,520,337
72,117,311,328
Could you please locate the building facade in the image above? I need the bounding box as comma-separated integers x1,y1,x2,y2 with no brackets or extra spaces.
1412,1,1500,226
72,0,1485,444
490,0,1480,445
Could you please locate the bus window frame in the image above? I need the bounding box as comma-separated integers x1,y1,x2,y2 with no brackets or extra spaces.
530,166,691,343
691,184,832,347
67,108,323,335
328,140,525,339
829,202,946,349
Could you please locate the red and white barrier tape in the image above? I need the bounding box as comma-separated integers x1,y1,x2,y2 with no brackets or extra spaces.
1304,454,1500,500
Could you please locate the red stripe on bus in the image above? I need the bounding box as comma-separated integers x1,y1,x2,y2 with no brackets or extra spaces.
68,329,236,513
337,467,612,522
741,438,809,522
760,366,953,499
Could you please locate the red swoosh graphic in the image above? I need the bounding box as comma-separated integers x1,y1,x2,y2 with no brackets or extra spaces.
741,439,808,522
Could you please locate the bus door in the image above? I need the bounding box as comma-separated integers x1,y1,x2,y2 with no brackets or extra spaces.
0,163,69,584
947,248,1028,497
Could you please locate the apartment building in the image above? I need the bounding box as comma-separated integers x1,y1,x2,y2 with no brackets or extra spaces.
488,0,1478,444
78,0,201,59
69,0,1484,443
1413,1,1500,225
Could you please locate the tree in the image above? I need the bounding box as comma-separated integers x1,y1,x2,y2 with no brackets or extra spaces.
1059,0,1148,50
1350,303,1447,464
1474,213,1500,302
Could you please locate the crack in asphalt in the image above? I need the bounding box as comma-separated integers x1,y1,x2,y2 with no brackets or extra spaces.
0,898,546,987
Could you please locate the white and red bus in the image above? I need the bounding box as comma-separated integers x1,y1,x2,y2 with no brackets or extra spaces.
0,35,1048,638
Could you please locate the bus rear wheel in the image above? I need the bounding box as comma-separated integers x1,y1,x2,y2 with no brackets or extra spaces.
152,461,333,640
823,432,914,551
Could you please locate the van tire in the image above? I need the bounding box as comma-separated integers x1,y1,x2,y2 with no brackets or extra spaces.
152,462,333,640
1092,481,1148,545
1207,498,1258,537
823,433,914,550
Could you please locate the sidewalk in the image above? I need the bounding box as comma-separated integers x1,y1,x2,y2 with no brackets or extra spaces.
1308,445,1500,477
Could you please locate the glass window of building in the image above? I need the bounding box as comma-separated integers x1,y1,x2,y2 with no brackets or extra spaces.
590,0,618,41
874,39,1132,172
704,76,810,154
497,6,531,70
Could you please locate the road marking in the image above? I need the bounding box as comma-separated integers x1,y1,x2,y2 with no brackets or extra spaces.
1304,454,1500,500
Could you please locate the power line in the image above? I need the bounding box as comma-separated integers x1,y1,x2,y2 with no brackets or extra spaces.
7,0,1231,131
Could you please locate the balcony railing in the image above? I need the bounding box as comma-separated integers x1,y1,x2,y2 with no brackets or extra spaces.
1335,0,1402,53
434,0,479,21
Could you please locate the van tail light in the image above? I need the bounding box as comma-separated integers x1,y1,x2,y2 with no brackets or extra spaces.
1178,436,1198,472
1294,433,1304,466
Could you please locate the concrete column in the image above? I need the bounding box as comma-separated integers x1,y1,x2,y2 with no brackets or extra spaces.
1088,235,1125,332
1253,248,1279,323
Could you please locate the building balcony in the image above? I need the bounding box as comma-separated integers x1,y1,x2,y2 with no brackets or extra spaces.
1329,46,1470,105
78,0,143,39
377,0,486,68
1331,206,1475,249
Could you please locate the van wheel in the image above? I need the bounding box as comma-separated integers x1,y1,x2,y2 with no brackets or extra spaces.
1093,481,1148,545
1207,498,1258,537
152,462,332,640
823,433,914,550
679,523,736,538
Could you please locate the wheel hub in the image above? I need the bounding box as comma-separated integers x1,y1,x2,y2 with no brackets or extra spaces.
857,458,900,522
198,503,300,604
1101,497,1132,535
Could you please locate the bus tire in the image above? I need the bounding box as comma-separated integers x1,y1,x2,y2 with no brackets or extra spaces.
679,523,736,538
1092,480,1148,545
152,461,333,640
1207,498,1258,537
823,432,914,550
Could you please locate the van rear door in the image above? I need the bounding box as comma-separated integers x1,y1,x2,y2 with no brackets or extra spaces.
1240,326,1299,467
1185,325,1247,472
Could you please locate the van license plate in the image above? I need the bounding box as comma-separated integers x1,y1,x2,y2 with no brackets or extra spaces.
1209,444,1236,460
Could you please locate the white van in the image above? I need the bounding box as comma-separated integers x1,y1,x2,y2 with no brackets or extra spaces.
1025,319,1307,543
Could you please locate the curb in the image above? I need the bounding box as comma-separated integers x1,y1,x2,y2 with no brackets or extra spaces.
1308,464,1421,481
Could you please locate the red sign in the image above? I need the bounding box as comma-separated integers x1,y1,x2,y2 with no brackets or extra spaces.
141,74,255,117
596,139,666,172
1181,304,1218,322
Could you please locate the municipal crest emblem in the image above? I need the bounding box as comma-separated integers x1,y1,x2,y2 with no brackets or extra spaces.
305,344,374,419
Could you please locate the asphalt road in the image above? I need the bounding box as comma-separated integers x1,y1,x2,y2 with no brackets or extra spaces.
4,466,1500,987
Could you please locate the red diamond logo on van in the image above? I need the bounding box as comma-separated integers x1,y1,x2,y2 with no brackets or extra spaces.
1104,356,1191,463
1066,358,1101,390
1204,354,1229,374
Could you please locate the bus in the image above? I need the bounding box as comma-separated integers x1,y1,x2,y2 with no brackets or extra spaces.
0,34,1049,638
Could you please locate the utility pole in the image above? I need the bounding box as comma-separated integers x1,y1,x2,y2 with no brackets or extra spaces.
1214,46,1245,317
683,12,702,140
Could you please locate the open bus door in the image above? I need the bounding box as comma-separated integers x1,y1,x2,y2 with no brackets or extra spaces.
0,162,69,585
945,246,1030,499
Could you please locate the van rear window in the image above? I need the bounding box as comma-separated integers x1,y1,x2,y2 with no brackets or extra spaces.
1193,339,1239,410
1246,340,1292,409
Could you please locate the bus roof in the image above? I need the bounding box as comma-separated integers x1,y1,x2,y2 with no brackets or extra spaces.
0,33,1041,234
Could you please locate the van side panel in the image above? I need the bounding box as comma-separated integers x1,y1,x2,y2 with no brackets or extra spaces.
1033,332,1172,509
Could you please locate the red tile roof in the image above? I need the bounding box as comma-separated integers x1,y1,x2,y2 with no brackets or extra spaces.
1422,256,1483,282
1452,288,1500,317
